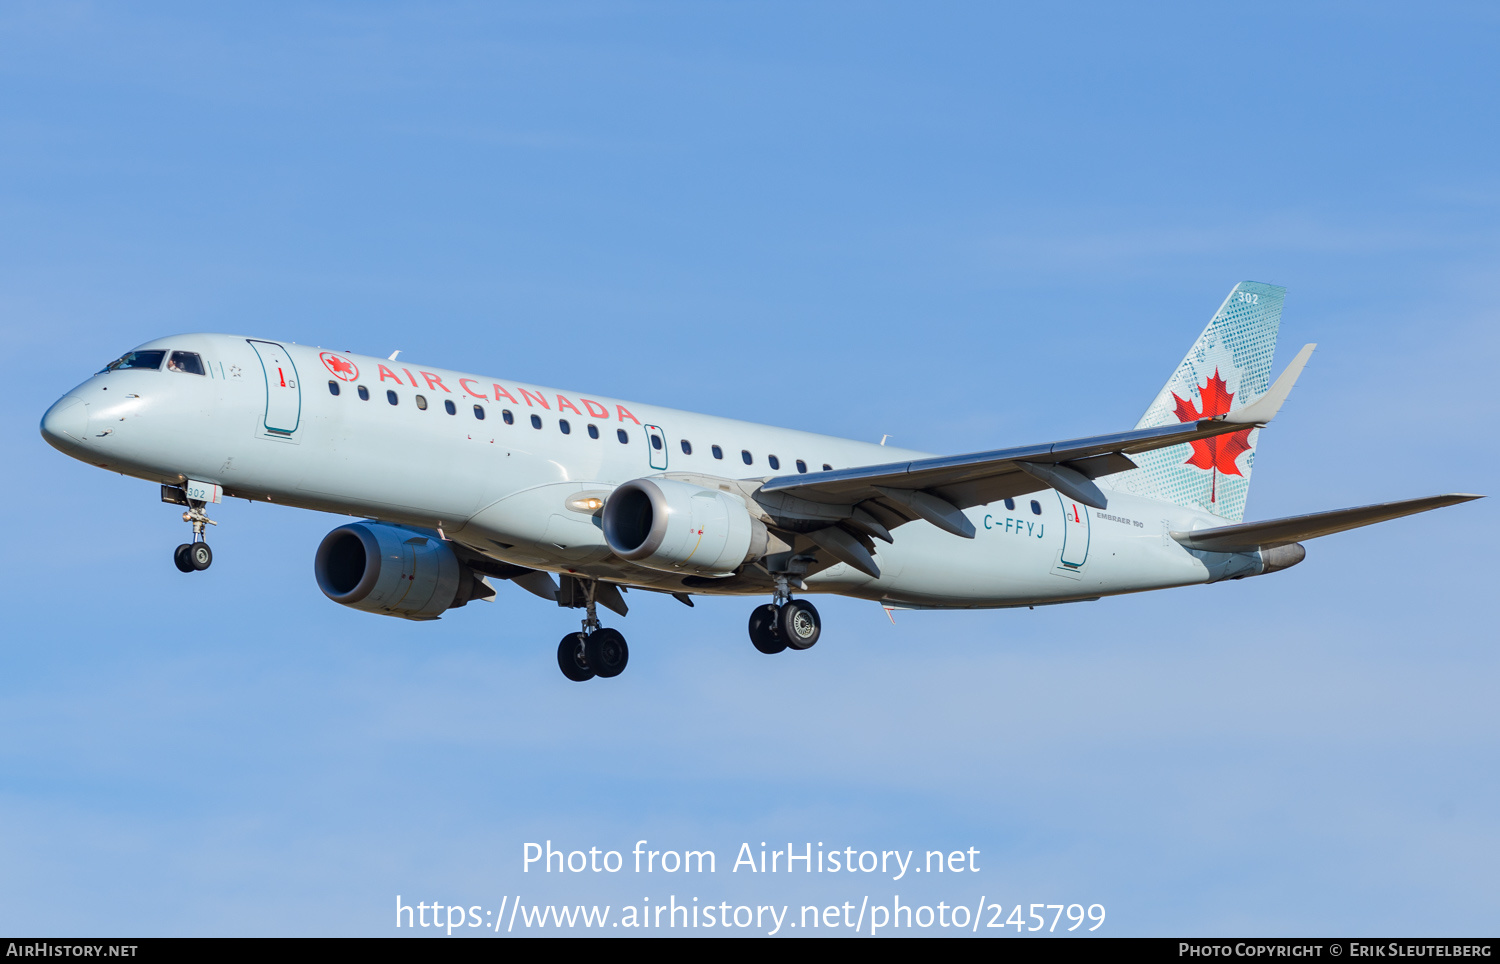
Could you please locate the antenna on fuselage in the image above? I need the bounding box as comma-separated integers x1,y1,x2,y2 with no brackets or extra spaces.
388,350,401,361
879,435,891,446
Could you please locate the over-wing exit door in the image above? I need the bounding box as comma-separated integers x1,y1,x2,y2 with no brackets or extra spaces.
645,424,668,471
248,339,301,437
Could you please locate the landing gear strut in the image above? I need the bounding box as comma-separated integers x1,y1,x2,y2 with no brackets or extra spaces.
172,495,216,573
748,574,821,654
557,582,630,682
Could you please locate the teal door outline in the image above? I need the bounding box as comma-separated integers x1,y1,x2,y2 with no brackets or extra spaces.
645,424,668,471
1057,492,1091,569
247,339,301,435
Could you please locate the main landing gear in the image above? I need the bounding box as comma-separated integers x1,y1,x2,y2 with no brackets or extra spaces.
171,496,216,573
748,575,821,655
557,585,629,682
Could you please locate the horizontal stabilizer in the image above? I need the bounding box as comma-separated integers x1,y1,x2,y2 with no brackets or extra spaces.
1171,493,1483,553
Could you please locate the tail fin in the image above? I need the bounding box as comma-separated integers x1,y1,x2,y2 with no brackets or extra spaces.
1116,281,1286,522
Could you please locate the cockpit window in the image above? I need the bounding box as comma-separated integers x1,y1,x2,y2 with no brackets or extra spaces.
167,351,205,375
99,350,166,373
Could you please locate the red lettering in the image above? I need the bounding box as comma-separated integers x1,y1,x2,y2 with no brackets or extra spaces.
616,404,641,425
492,383,519,404
520,388,550,409
556,395,582,415
402,368,419,387
378,364,403,383
582,398,609,419
460,378,488,399
421,371,451,393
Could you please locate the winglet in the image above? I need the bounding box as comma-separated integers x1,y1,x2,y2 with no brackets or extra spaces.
1226,343,1316,426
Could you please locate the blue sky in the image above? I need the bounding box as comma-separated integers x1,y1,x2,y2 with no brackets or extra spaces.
1,2,1496,936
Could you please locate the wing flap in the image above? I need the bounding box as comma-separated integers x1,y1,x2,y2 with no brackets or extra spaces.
761,417,1267,510
1170,494,1482,553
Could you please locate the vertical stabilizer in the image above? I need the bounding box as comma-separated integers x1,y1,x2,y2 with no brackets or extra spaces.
1113,281,1286,522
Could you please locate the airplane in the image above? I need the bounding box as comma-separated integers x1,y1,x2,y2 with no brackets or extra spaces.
39,282,1480,682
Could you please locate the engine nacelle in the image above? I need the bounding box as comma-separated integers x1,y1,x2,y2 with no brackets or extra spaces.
314,522,489,620
602,478,767,576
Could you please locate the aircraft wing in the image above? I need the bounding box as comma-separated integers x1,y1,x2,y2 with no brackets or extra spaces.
1169,494,1483,553
749,347,1317,576
757,346,1316,531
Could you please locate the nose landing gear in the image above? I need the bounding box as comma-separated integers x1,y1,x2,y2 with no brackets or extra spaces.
164,486,216,572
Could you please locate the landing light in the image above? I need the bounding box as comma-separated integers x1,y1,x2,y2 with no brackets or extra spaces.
567,496,606,513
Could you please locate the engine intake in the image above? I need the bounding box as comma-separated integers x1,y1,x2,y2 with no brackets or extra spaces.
314,522,491,620
602,478,766,576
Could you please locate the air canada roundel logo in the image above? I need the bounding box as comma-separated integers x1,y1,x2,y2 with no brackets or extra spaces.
321,352,359,381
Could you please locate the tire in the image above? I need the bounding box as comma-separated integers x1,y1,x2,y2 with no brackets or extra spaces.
557,633,594,682
189,542,213,571
748,603,786,654
780,599,821,650
585,628,629,679
173,544,195,573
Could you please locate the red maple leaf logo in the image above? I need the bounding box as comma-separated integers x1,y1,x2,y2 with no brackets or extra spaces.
1172,368,1252,503
321,352,359,381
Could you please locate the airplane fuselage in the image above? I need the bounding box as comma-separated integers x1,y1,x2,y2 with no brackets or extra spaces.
42,333,1252,610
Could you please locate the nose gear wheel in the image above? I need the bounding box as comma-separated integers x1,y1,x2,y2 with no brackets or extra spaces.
170,494,217,572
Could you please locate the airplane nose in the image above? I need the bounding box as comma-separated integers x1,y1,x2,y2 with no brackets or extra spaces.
41,395,89,447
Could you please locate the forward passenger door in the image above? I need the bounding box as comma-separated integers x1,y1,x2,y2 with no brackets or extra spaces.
247,339,301,439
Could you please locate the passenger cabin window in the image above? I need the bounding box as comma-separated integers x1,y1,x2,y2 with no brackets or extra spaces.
444,400,456,415
559,419,571,434
357,385,370,401
387,390,399,405
768,455,780,470
822,464,832,471
99,350,166,373
1004,498,1015,511
741,450,753,465
711,445,723,460
531,414,542,429
796,459,807,473
588,424,599,439
1030,500,1042,515
681,440,692,455
475,405,487,420
328,381,340,396
415,395,428,411
617,429,629,444
502,409,514,425
167,351,205,375
651,434,663,450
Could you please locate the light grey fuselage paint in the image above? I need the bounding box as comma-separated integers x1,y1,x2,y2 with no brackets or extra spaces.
41,334,1241,608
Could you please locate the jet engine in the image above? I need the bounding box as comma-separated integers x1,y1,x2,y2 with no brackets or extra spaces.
314,522,493,620
601,478,767,576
